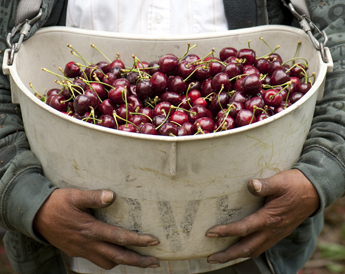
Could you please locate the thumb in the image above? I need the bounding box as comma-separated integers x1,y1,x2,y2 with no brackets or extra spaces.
71,189,116,209
247,177,281,197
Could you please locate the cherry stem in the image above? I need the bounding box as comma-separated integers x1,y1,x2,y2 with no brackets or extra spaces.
67,44,90,66
292,41,302,65
214,105,232,132
217,85,225,111
259,37,272,52
112,111,120,129
90,43,111,63
282,57,309,69
180,43,198,61
170,121,182,127
185,82,195,108
30,82,46,102
41,68,70,83
82,107,97,124
80,79,103,103
256,45,280,60
129,112,153,122
250,107,257,124
194,124,205,135
155,106,174,131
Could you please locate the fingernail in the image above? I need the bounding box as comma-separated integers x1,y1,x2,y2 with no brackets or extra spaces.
148,240,160,246
206,232,219,238
208,260,219,264
253,179,262,192
148,264,160,268
101,191,114,204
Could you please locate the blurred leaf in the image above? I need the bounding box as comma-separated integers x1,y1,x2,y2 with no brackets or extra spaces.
341,223,345,239
318,241,345,260
326,261,345,273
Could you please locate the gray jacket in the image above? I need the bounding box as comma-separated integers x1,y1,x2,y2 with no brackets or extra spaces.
0,0,344,273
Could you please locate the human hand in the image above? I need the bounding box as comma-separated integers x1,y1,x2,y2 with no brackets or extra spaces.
33,188,160,270
205,169,320,264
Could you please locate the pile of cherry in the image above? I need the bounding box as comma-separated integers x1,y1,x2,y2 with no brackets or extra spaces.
39,40,313,136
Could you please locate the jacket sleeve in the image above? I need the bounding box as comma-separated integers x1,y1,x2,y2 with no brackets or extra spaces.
0,0,59,244
293,0,345,212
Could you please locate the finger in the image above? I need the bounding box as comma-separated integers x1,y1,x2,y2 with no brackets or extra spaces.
96,242,160,268
69,189,116,209
247,177,283,197
84,253,118,270
91,220,160,247
207,231,270,263
206,209,272,238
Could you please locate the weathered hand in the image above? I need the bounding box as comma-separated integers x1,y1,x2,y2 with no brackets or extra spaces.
206,169,320,264
33,188,160,270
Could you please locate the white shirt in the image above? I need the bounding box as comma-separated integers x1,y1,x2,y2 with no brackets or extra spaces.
65,1,243,273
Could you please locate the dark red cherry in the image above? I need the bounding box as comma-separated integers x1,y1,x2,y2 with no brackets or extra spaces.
119,124,137,132
270,68,291,86
102,72,117,86
209,92,231,115
97,115,116,128
222,62,242,80
128,95,143,110
193,117,215,133
200,79,214,97
194,65,211,81
216,115,236,131
170,111,189,125
188,105,209,123
158,122,178,136
254,58,271,74
84,64,104,81
236,48,256,65
177,61,195,79
209,61,224,77
244,96,265,116
90,82,106,100
219,47,238,61
48,94,68,112
150,72,168,95
236,109,256,127
159,54,179,75
73,94,91,115
96,61,110,74
64,61,80,78
228,101,244,118
229,91,247,104
110,58,125,69
84,89,100,109
241,74,262,96
296,82,311,94
109,66,123,79
268,53,283,63
126,72,139,85
152,114,167,127
98,99,117,116
153,101,173,117
108,85,129,105
148,60,160,76
136,79,154,100
182,54,200,63
160,92,182,106
289,92,304,103
262,89,283,107
168,76,187,95
140,123,158,135
211,72,231,92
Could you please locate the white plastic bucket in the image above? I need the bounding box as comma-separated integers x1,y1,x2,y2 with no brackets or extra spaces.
3,25,333,260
